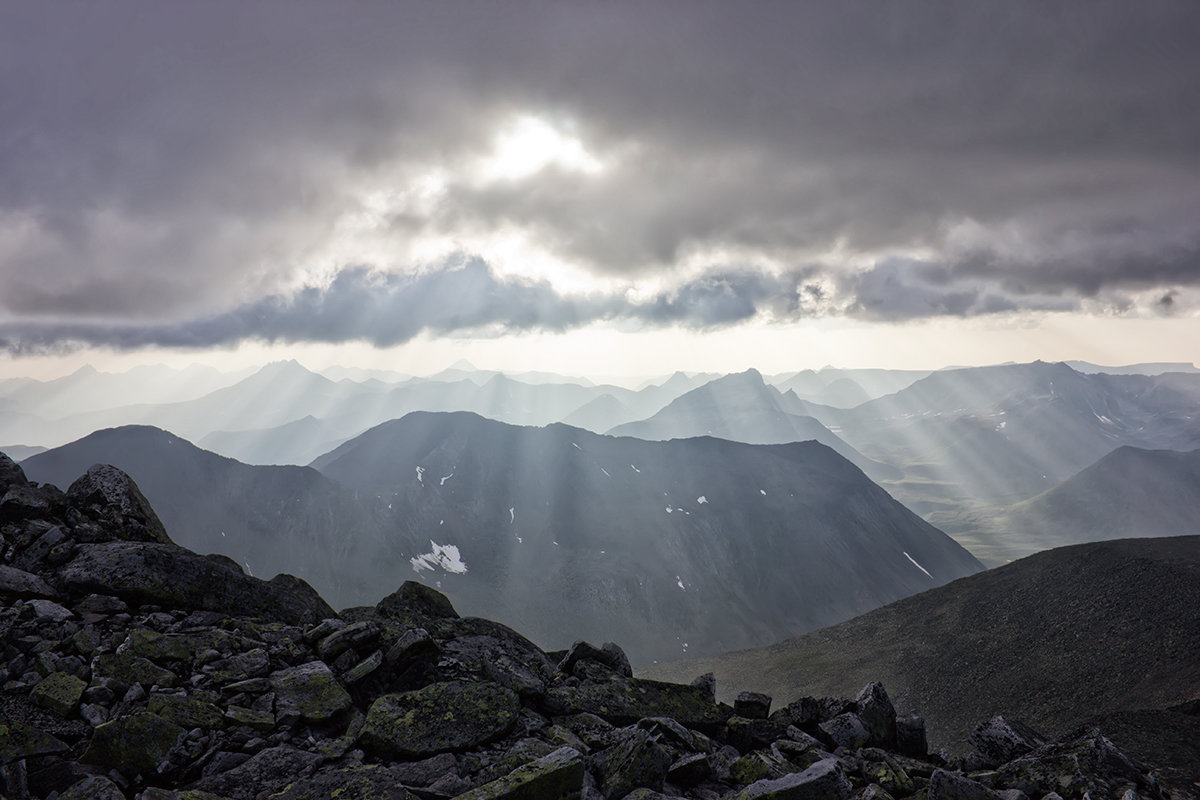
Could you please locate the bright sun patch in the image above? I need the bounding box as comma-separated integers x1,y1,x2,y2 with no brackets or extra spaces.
481,115,604,180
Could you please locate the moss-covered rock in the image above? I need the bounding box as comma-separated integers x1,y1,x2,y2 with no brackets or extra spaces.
140,789,235,800
267,763,419,799
125,627,241,664
545,676,731,732
81,710,185,772
148,693,225,730
30,671,87,716
359,680,519,758
58,775,128,800
270,660,352,724
93,651,179,689
225,705,276,731
452,746,584,800
0,717,68,763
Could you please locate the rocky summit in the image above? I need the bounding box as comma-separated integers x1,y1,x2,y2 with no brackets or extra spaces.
0,451,1191,800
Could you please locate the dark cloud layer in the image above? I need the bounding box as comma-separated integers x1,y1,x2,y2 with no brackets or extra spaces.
2,2,1199,350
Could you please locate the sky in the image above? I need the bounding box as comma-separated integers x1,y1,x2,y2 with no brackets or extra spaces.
2,2,1200,380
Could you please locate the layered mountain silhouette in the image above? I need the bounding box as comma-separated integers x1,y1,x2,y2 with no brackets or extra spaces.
835,361,1200,503
312,411,980,661
640,536,1200,754
608,370,898,482
21,416,980,662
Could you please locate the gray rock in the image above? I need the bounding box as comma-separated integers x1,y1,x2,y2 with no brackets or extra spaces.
733,757,853,800
197,744,323,800
855,682,897,748
593,728,670,800
385,626,438,665
58,774,127,800
28,598,73,621
546,676,731,732
268,763,418,799
374,580,459,625
929,769,1003,800
61,541,336,625
390,752,458,786
667,752,713,786
453,746,584,800
344,648,383,683
0,717,68,764
317,619,380,661
691,673,716,700
81,711,185,773
359,680,519,758
734,692,773,720
896,714,928,758
784,696,821,726
969,716,1047,768
0,564,56,598
66,464,171,544
0,452,27,489
819,712,870,750
269,660,352,724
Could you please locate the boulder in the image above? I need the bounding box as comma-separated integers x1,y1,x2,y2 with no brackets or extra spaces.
269,660,352,724
93,652,179,690
929,769,1002,800
819,712,870,750
196,745,323,800
968,716,1047,767
147,693,225,730
0,564,57,598
896,714,928,758
30,671,87,716
66,464,171,544
58,775,128,800
0,716,68,764
855,682,897,747
269,763,418,799
734,691,773,720
359,680,519,758
733,757,853,800
374,580,459,625
60,541,335,625
452,745,584,800
593,728,670,800
0,452,27,488
545,677,731,732
81,710,185,772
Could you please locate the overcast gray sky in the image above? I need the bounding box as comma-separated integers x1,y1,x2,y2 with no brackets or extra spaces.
2,2,1199,376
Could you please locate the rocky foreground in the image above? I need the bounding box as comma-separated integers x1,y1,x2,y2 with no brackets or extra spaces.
0,452,1192,800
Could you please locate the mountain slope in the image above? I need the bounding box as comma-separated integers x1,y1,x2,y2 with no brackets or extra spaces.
609,370,898,481
312,411,980,661
20,426,393,606
1004,446,1200,547
639,536,1200,750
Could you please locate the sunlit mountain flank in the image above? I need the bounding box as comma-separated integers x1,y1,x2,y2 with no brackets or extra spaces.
2,3,1199,798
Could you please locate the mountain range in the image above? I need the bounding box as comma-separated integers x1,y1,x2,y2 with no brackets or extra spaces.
19,412,982,663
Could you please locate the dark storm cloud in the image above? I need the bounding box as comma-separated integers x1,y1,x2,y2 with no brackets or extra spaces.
2,1,1200,345
0,260,815,353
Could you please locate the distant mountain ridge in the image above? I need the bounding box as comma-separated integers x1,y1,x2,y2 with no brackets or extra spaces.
608,369,898,482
